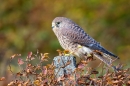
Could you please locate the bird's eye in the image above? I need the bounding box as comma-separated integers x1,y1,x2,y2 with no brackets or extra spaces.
56,22,61,27
56,22,60,25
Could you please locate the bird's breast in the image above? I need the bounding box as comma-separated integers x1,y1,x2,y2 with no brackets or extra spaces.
53,30,92,58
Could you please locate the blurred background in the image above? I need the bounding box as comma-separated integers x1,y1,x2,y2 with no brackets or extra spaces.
0,0,130,85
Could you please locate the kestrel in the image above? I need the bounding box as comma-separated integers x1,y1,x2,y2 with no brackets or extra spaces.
52,17,119,67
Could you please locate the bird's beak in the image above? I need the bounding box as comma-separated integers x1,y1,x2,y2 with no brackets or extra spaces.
52,23,55,29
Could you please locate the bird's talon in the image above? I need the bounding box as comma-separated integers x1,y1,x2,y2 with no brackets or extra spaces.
64,54,70,56
77,45,82,48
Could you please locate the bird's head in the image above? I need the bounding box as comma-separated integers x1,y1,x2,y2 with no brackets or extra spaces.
52,17,74,31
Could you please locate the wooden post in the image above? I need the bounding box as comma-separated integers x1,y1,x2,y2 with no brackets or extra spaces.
53,55,76,85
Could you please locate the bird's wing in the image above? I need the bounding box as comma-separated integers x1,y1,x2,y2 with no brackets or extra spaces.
62,25,118,58
63,25,97,45
87,43,118,58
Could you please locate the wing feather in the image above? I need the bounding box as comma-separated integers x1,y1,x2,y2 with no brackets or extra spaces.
62,25,119,58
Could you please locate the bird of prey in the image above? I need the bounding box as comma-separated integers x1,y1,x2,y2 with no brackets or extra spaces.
52,17,119,67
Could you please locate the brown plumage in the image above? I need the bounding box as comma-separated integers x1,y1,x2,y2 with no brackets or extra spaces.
52,17,119,66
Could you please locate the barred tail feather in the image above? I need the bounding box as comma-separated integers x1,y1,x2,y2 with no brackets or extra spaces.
94,53,119,71
94,53,112,67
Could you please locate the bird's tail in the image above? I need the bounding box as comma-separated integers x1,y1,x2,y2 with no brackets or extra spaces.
100,47,119,59
94,54,111,67
93,52,119,71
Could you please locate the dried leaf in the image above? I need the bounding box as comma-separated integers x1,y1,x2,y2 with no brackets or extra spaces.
44,53,49,58
42,66,47,75
8,81,14,86
91,70,99,74
78,64,85,69
16,72,23,76
18,58,24,65
18,83,22,86
10,54,21,59
29,52,32,58
33,80,40,86
0,77,5,81
57,49,63,56
41,53,49,61
23,79,30,86
57,76,64,81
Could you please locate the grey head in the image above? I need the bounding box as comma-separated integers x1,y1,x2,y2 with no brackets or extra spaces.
52,17,75,30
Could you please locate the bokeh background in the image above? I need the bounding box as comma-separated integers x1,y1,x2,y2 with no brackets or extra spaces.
0,0,130,85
